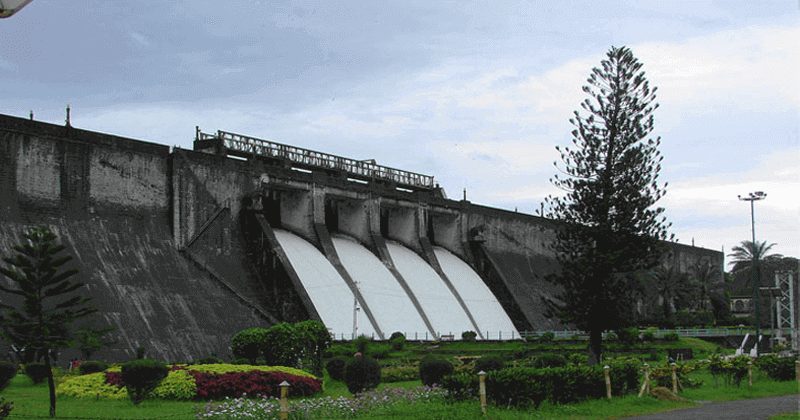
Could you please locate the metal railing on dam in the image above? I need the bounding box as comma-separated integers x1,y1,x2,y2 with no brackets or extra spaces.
196,129,436,190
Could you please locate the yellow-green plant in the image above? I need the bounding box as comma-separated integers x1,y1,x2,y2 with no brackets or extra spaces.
56,373,127,400
189,364,316,378
151,370,196,400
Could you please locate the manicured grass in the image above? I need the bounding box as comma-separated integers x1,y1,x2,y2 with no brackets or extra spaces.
681,370,799,402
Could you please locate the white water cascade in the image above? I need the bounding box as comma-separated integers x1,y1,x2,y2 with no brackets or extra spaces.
332,234,431,339
434,246,519,339
273,229,376,338
386,241,474,337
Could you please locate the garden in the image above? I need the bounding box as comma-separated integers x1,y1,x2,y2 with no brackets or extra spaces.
0,323,797,419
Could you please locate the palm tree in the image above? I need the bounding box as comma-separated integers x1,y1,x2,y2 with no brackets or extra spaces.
727,240,783,272
690,261,721,312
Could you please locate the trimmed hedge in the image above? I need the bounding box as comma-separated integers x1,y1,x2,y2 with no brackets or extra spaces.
344,356,381,394
474,355,505,373
326,357,347,381
442,359,641,408
419,356,453,386
24,363,49,384
756,355,795,381
461,331,477,342
231,327,269,364
121,359,168,404
79,360,108,375
0,362,17,391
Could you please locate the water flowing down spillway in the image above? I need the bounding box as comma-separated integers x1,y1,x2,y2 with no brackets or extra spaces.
332,235,431,339
273,229,375,338
386,241,474,337
433,247,519,339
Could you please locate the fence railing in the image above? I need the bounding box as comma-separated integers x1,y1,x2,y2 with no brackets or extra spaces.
197,129,435,190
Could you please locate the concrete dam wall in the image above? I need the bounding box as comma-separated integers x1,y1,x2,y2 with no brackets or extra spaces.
0,114,723,360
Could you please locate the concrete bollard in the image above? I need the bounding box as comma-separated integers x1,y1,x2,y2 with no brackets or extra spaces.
279,381,290,420
478,370,487,415
670,362,678,394
747,361,753,388
603,365,611,399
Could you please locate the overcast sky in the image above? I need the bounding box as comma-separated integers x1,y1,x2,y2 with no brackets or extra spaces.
2,1,798,266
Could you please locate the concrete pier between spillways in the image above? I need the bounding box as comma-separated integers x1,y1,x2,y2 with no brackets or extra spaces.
0,114,724,360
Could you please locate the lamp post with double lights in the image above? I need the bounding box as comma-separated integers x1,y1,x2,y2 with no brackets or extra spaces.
738,191,766,355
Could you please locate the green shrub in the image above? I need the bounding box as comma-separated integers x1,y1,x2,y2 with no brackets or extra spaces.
294,320,332,375
231,327,269,364
532,353,567,368
368,346,391,360
194,357,223,365
0,362,17,391
78,360,108,375
605,358,641,395
616,328,639,345
0,396,11,418
353,335,371,354
326,357,347,381
441,372,478,401
708,354,749,386
381,365,418,382
389,332,406,350
344,356,381,394
538,332,555,343
419,356,453,386
150,369,196,400
474,355,505,373
663,332,680,342
641,330,655,342
486,367,548,408
756,355,795,381
121,359,168,404
24,362,49,384
567,353,588,366
461,331,477,342
56,372,127,400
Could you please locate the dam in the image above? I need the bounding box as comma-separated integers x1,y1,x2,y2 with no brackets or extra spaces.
0,114,723,360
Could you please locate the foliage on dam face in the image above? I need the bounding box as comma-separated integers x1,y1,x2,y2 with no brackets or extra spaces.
543,46,671,365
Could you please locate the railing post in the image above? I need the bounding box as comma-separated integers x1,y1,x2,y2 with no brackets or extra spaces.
747,360,753,388
671,362,678,393
603,365,612,399
478,370,487,415
638,363,650,397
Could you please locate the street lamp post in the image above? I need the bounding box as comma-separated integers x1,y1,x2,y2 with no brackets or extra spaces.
738,191,766,356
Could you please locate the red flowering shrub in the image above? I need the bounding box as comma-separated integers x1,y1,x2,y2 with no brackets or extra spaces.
191,370,322,400
105,372,124,387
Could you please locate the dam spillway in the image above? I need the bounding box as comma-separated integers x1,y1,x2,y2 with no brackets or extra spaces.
331,235,431,339
385,241,475,337
434,247,519,339
272,229,376,338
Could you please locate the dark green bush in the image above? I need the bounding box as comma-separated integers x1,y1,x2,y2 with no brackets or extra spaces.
344,355,381,394
641,330,655,342
532,353,567,368
121,359,168,404
474,355,506,373
135,347,146,359
663,332,680,342
326,357,347,381
0,396,11,418
0,362,17,391
708,354,749,386
606,358,641,395
389,332,406,350
262,323,303,367
756,355,795,381
486,367,548,408
616,328,639,345
78,360,108,375
294,320,332,375
461,331,477,342
353,335,371,354
24,363,49,384
231,327,269,364
419,356,453,386
368,345,391,359
538,332,555,343
441,372,478,401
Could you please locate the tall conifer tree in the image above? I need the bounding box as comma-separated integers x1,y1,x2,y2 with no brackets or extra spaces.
543,46,671,364
0,227,95,417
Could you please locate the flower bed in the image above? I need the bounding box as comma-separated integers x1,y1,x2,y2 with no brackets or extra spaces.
57,364,322,401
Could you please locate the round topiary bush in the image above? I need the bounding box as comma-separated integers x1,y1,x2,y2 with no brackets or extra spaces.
0,361,17,391
532,353,567,368
231,327,269,364
24,362,49,384
389,332,406,350
326,357,347,381
121,359,168,404
344,355,381,394
474,355,506,373
419,356,453,386
79,361,108,375
461,331,477,342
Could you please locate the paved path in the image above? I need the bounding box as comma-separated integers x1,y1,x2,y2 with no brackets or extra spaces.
627,394,799,420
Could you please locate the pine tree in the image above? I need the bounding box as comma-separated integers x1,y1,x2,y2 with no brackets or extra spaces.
0,227,95,417
543,46,671,364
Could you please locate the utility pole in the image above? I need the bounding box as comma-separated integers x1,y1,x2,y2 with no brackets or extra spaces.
738,191,766,356
352,280,360,339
